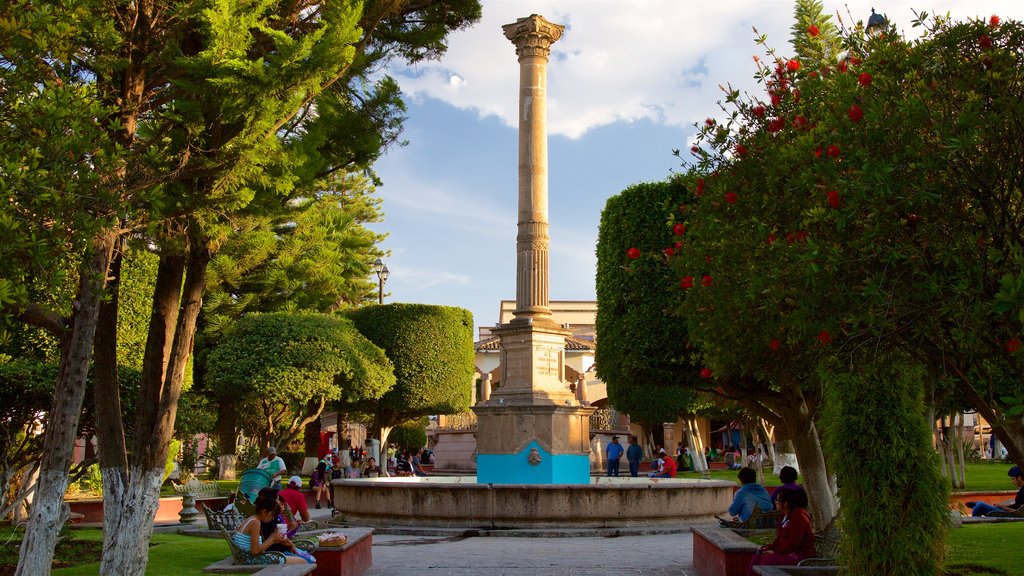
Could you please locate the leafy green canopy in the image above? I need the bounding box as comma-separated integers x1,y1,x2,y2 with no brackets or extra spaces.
347,303,474,425
206,312,394,438
595,180,698,423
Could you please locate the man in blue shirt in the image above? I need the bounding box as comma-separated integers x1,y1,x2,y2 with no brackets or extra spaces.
606,436,625,477
727,467,773,521
626,436,644,477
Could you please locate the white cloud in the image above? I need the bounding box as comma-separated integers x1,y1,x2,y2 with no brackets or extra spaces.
390,266,475,291
391,1,1024,139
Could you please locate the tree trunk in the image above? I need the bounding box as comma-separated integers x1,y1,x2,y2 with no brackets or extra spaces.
305,401,321,456
780,404,837,531
216,395,238,479
685,417,709,476
92,238,132,556
16,230,116,576
100,233,211,576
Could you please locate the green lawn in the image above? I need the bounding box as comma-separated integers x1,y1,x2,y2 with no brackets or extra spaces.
51,530,226,575
674,460,1019,492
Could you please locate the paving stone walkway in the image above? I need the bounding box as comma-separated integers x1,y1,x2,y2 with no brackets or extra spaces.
362,532,696,576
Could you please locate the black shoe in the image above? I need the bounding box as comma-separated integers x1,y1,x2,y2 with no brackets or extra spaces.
315,503,321,509
965,501,977,508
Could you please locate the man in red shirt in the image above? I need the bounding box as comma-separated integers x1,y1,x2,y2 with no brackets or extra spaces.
654,449,677,478
280,476,311,528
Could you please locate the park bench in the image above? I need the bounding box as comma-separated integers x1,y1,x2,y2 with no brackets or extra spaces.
205,508,247,531
796,516,841,567
717,506,781,533
174,479,229,524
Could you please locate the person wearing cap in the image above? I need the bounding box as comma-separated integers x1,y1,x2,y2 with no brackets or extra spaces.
257,446,288,490
606,436,624,477
966,466,1024,516
279,475,311,525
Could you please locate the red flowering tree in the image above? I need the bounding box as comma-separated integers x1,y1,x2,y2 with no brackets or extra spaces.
670,9,1024,575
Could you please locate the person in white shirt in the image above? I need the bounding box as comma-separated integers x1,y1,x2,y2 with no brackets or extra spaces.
257,446,288,489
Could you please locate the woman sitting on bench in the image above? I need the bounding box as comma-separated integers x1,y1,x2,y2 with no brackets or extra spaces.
234,496,310,564
746,488,815,575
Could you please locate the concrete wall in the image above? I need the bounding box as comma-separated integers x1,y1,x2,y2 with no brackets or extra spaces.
332,477,733,528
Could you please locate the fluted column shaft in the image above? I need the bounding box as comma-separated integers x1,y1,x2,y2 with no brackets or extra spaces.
502,15,563,322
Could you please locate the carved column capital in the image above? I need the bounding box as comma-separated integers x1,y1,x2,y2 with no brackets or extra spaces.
502,14,564,60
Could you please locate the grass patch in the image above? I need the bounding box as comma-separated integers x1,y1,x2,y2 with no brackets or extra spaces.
0,528,227,576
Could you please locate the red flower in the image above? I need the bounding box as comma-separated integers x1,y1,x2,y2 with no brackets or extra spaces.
767,234,776,244
724,192,738,204
818,330,831,346
814,147,823,158
827,190,841,209
837,60,848,73
627,248,641,260
675,240,684,249
1006,339,1021,353
797,231,809,242
792,115,808,130
705,118,715,126
735,144,748,156
752,105,766,118
786,232,796,245
990,15,1000,28
663,247,675,257
680,276,694,289
808,25,820,37
769,339,782,351
787,59,800,72
690,145,699,154
673,223,687,236
701,275,713,287
979,35,992,49
848,104,863,123
705,254,712,265
770,93,783,107
826,144,840,158
699,367,713,379
768,118,786,133
696,178,706,196
858,72,872,86
679,203,688,213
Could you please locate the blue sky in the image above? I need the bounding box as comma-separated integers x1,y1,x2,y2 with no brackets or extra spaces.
369,1,1024,337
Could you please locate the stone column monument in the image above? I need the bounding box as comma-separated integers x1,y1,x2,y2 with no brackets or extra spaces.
473,14,595,485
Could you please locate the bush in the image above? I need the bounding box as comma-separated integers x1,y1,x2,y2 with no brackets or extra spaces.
390,424,427,454
279,451,305,474
822,360,948,575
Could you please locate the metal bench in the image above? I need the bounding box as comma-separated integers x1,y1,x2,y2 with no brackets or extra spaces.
797,516,841,567
718,505,782,533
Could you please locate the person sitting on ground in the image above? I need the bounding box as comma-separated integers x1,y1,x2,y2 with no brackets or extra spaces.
362,457,381,478
279,476,311,525
310,462,329,510
770,466,806,510
234,496,309,564
707,446,720,462
966,466,1024,516
728,467,774,522
746,488,816,575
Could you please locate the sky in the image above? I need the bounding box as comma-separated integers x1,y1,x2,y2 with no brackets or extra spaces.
369,0,1024,338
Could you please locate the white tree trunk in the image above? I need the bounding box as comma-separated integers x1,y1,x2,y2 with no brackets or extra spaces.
218,454,237,480
789,422,837,531
685,418,709,477
99,466,164,575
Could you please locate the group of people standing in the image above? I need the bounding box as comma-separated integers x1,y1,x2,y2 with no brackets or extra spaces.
604,436,679,478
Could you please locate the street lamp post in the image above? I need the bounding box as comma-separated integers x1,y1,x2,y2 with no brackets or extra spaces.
373,258,389,304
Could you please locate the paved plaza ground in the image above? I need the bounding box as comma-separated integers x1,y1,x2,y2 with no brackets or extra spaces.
362,532,697,576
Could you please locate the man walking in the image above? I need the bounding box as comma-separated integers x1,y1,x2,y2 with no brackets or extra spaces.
606,435,624,477
626,436,643,477
257,446,288,489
